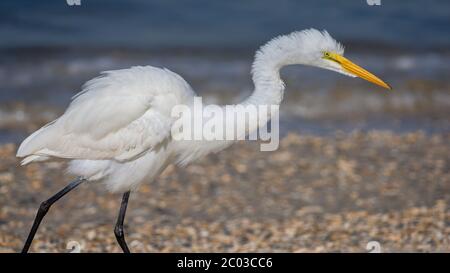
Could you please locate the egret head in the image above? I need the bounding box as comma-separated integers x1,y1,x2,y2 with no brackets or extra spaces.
255,29,391,90
299,29,392,90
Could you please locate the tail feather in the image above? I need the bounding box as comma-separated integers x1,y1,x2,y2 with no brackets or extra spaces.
16,120,58,162
21,155,49,165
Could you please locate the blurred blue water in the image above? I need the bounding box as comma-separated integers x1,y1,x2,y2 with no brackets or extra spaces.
0,0,449,142
0,0,449,49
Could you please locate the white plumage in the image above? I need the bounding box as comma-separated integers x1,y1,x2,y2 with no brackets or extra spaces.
17,29,387,193
18,66,196,192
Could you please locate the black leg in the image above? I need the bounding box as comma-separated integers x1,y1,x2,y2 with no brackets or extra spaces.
21,177,85,253
114,191,131,253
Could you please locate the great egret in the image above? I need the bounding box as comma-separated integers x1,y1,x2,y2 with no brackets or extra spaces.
17,29,390,253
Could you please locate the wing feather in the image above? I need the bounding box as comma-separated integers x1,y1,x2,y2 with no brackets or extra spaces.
17,66,195,163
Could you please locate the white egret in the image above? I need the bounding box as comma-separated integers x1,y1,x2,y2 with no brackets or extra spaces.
17,29,391,253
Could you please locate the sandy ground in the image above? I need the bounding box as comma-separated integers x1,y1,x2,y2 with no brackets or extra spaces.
0,131,449,253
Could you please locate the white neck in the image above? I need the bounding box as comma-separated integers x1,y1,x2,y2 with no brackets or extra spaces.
175,29,345,164
244,34,304,107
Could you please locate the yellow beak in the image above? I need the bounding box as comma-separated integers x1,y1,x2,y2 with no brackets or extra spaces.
330,53,391,90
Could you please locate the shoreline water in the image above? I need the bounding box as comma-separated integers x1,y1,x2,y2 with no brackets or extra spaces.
1,47,450,143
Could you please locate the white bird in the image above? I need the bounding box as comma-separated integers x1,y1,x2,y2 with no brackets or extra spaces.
17,29,391,253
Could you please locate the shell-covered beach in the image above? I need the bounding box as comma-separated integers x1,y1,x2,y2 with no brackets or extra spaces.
1,131,448,252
